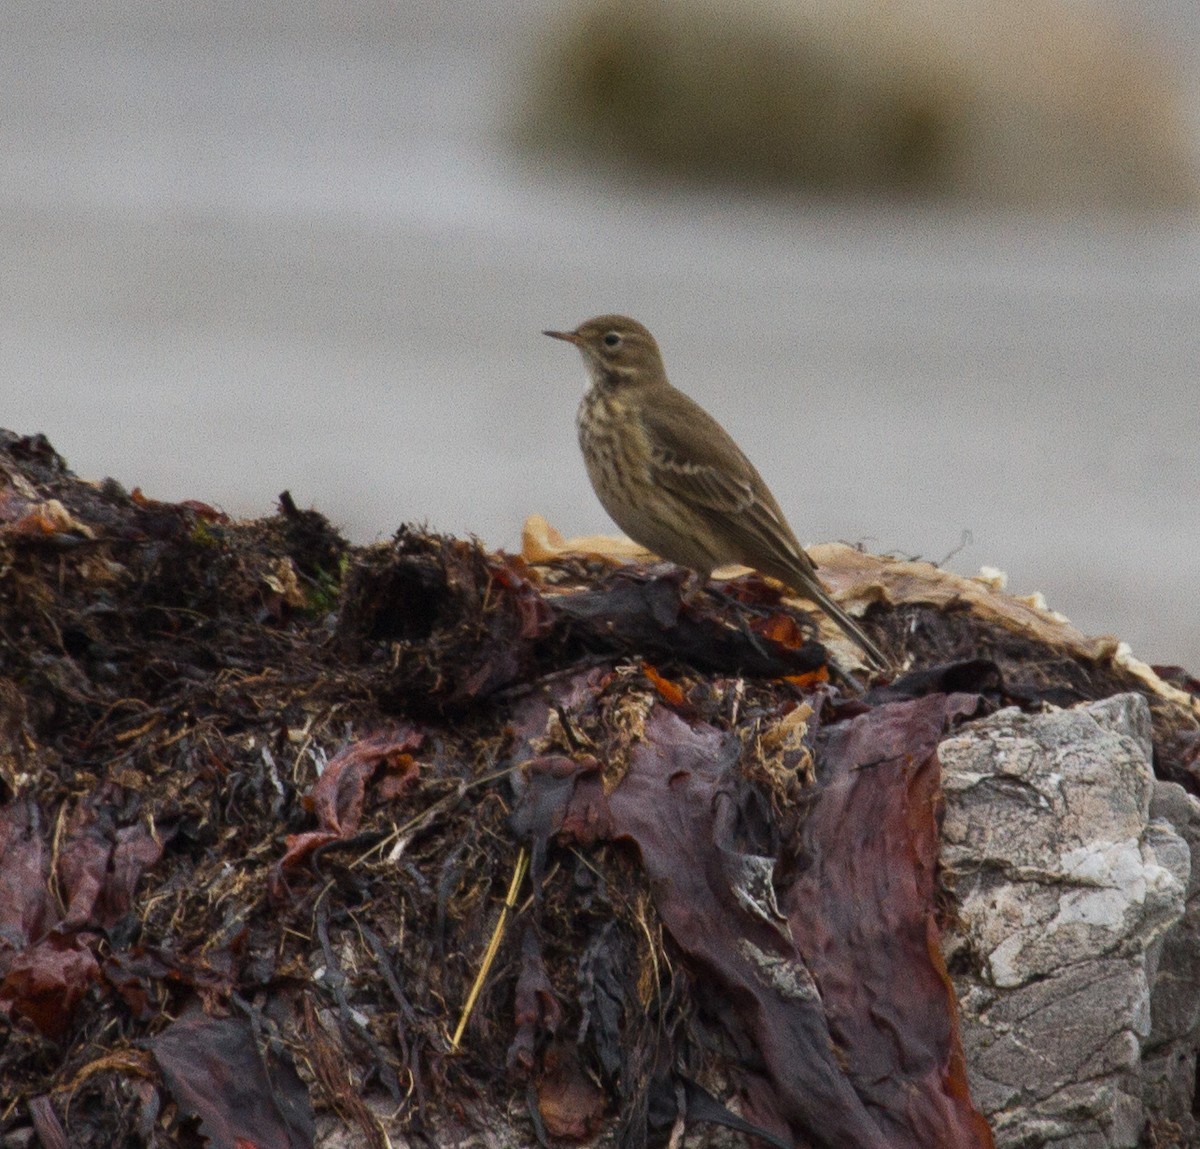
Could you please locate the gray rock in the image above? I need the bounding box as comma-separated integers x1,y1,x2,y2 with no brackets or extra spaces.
940,694,1198,1147
1144,778,1200,1139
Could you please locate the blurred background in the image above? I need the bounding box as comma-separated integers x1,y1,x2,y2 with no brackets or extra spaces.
2,0,1198,667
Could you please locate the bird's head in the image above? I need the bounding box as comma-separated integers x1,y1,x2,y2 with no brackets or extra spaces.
544,315,667,389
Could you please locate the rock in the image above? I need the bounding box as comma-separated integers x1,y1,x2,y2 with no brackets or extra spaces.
1142,779,1200,1141
524,0,1199,207
940,694,1199,1147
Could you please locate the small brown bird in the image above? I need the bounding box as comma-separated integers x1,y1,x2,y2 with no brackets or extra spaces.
544,314,888,671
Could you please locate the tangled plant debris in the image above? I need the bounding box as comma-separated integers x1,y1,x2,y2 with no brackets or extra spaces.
0,430,1196,1148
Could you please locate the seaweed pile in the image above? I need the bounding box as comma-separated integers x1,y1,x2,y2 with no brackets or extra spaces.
1,430,1196,1148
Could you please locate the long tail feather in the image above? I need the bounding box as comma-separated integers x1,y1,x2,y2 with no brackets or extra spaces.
792,572,890,672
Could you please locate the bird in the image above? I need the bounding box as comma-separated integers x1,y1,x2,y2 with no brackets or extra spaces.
543,314,889,672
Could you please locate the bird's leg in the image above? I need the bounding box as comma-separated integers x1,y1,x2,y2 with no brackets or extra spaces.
678,569,709,605
705,580,869,685
826,659,867,697
684,575,778,661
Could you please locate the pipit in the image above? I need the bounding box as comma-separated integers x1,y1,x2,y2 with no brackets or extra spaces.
544,314,889,672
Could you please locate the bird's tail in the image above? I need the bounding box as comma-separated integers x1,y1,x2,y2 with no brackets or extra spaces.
792,572,890,673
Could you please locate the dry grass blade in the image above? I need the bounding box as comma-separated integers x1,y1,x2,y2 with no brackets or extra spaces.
450,846,530,1051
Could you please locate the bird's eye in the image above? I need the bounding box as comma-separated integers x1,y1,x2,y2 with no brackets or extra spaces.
603,332,621,348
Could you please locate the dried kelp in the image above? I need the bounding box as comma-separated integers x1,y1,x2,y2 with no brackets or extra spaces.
1,430,1196,1148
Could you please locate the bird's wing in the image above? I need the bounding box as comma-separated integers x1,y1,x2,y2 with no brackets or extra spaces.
639,395,759,511
639,394,819,579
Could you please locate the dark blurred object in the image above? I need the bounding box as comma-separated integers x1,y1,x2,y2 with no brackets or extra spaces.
522,0,1198,207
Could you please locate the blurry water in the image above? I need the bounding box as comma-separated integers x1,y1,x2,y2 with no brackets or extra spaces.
2,3,1198,668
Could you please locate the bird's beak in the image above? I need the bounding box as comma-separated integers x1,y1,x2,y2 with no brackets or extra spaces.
543,328,581,345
